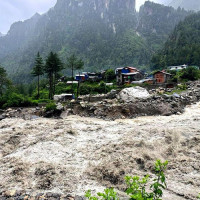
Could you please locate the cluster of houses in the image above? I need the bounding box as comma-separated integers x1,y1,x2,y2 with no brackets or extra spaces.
75,71,105,82
67,64,189,86
115,66,173,85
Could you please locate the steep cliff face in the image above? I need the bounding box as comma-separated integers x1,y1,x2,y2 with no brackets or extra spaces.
55,0,136,12
0,13,41,58
137,1,190,51
0,0,190,83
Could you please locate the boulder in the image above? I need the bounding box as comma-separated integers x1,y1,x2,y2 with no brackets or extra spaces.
117,87,150,103
56,103,64,111
173,93,180,98
54,94,74,102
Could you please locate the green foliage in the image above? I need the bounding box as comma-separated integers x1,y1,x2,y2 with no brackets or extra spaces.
125,175,152,200
0,0,191,83
0,66,11,96
85,160,168,200
85,188,119,200
45,102,57,112
79,81,113,95
44,52,63,99
179,66,200,81
31,52,44,77
66,54,84,80
138,1,190,54
152,12,200,70
0,92,37,109
104,69,116,82
31,52,44,99
125,160,168,200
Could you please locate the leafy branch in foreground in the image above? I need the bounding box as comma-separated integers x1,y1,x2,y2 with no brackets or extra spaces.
85,188,119,200
85,160,168,200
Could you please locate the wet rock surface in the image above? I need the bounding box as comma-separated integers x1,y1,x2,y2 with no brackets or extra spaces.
0,102,200,199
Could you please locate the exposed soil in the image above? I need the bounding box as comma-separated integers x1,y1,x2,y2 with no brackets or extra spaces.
0,103,200,199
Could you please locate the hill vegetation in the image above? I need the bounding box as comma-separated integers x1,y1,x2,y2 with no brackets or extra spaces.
151,12,200,70
0,0,190,83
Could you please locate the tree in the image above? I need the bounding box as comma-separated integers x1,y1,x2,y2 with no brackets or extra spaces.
31,52,44,99
44,52,63,99
52,53,63,95
179,66,200,81
66,54,84,94
0,66,10,97
104,69,115,82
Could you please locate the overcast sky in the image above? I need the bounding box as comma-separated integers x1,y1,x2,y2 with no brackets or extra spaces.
0,0,166,34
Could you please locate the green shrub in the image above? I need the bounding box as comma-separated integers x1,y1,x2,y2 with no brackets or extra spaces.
32,89,49,99
179,66,200,81
45,102,57,112
85,160,168,200
0,92,37,109
85,188,119,200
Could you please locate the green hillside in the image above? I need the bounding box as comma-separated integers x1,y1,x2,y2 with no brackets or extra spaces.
151,12,200,69
0,0,190,83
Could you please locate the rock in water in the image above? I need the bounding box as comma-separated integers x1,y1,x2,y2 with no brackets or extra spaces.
117,86,150,102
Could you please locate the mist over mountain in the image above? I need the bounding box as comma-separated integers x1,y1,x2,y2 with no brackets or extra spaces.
0,32,5,37
0,0,190,83
169,0,200,11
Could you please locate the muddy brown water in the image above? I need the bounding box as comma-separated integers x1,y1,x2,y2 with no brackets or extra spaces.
0,103,200,199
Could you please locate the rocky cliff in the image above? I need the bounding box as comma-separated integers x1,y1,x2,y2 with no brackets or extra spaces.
0,0,189,83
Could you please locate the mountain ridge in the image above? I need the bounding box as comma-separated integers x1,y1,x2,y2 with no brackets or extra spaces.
0,0,190,83
169,0,200,11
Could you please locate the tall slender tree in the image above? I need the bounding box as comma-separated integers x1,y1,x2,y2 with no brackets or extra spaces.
52,53,63,95
0,66,10,97
44,52,63,99
31,52,44,99
66,54,84,95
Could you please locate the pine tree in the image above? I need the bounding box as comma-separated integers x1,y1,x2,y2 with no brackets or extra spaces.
31,52,44,99
66,54,84,95
44,52,63,99
52,53,63,95
0,66,10,97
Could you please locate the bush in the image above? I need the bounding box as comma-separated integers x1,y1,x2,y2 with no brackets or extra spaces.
0,92,37,109
179,66,200,81
85,160,168,200
45,102,57,112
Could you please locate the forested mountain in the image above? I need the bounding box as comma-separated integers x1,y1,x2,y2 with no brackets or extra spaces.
138,1,189,52
169,0,200,11
0,0,191,83
151,12,200,70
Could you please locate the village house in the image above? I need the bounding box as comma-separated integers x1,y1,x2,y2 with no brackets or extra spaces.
75,71,105,82
75,74,89,82
169,64,188,71
132,78,154,85
115,66,144,85
153,71,172,84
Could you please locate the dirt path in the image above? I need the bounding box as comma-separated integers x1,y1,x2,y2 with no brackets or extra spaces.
0,103,200,199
